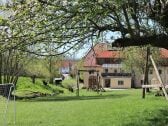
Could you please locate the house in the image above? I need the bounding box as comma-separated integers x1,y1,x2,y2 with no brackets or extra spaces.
58,59,78,79
59,60,77,74
83,43,132,89
135,48,168,87
148,48,168,85
83,43,168,89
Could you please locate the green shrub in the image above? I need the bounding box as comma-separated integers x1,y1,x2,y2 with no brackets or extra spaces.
81,86,87,89
62,78,76,89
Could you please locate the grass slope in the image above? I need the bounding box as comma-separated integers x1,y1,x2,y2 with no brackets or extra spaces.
15,77,66,98
4,89,168,126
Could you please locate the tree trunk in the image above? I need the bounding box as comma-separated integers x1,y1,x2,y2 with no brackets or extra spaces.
13,76,19,86
0,54,2,84
49,77,53,84
144,47,150,92
31,75,36,84
49,56,53,84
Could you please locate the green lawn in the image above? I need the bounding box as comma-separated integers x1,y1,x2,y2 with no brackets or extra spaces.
1,89,168,126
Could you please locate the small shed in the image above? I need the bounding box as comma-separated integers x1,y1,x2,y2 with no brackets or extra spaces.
53,78,62,85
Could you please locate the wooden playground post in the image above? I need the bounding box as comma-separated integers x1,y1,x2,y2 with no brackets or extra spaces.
142,88,146,99
142,47,150,98
76,70,80,97
96,71,100,94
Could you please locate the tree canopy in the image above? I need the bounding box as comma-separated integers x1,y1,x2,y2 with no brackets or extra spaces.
1,0,168,55
1,0,168,84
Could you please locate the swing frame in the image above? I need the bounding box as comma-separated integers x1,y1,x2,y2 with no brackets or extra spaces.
142,54,168,100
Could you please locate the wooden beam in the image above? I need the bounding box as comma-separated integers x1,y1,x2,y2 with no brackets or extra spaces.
142,84,168,88
142,88,145,99
78,69,99,72
76,71,80,97
150,55,168,100
142,84,161,88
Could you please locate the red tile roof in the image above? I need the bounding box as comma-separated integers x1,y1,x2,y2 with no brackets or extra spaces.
96,50,121,58
83,43,109,67
160,48,168,58
97,49,168,59
84,50,121,67
56,60,77,68
84,46,168,67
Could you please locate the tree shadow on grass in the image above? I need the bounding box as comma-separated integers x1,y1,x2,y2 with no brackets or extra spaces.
125,108,168,126
146,108,168,126
21,93,129,102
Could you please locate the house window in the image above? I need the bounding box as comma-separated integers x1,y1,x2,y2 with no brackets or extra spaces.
149,80,152,84
105,69,108,73
149,69,153,74
105,79,111,87
114,69,117,73
89,70,94,74
96,58,103,65
159,70,162,74
141,80,144,85
118,80,124,85
121,69,124,73
105,58,110,64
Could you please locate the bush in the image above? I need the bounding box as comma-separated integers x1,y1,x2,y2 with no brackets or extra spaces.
62,78,76,89
81,86,87,89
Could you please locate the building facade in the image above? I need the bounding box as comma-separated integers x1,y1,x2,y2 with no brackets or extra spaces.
83,43,168,89
83,43,132,89
148,49,168,85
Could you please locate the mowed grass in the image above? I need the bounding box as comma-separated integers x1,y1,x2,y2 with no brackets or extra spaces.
2,89,168,126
